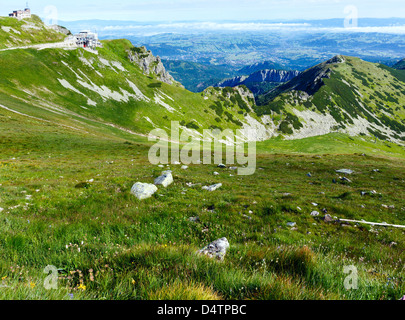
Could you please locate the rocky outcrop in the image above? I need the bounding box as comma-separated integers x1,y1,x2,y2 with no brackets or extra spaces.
127,46,183,87
216,69,301,88
47,25,72,36
198,238,230,261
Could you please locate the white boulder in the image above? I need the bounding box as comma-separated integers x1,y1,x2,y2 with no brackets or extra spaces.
130,182,158,200
198,237,230,261
154,170,173,188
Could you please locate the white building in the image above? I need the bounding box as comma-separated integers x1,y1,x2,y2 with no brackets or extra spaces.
9,7,31,20
66,31,102,49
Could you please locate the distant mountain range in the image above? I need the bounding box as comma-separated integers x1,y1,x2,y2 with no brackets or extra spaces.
393,58,405,70
214,69,301,96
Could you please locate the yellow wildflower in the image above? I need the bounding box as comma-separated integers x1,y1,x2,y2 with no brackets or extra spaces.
78,283,86,291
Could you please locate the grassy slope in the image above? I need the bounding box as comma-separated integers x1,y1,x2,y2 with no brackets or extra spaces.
257,133,405,159
0,15,66,49
0,38,255,138
255,56,405,141
0,104,404,300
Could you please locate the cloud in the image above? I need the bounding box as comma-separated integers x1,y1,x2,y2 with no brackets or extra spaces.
99,21,405,35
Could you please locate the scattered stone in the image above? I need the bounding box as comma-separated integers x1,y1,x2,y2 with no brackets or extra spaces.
217,164,226,168
198,237,230,261
282,193,292,197
181,165,188,170
323,214,333,222
361,190,378,196
202,183,222,191
229,167,238,171
173,161,181,165
158,165,164,168
311,211,320,216
336,169,354,175
307,173,312,177
297,206,302,211
188,216,200,223
287,222,296,227
242,214,252,220
186,182,201,187
0,208,4,213
154,170,173,188
322,208,328,214
130,182,158,200
312,203,318,206
213,172,219,176
340,176,352,183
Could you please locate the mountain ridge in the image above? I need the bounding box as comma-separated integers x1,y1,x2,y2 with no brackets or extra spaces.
0,16,404,146
214,69,301,96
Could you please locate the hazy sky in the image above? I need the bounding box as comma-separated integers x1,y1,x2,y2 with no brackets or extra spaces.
1,0,404,21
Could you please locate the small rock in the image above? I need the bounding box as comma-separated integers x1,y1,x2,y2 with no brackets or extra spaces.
311,211,320,216
198,237,230,261
312,203,318,206
229,167,238,171
336,169,354,175
287,222,296,227
340,177,352,183
130,182,158,200
217,164,226,168
324,214,333,222
188,216,200,222
213,172,219,176
154,170,173,188
307,173,312,177
202,183,222,191
181,165,188,170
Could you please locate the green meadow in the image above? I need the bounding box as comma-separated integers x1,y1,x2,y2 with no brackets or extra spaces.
0,106,404,300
